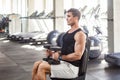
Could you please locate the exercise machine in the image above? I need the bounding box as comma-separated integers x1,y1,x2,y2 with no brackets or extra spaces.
105,52,120,66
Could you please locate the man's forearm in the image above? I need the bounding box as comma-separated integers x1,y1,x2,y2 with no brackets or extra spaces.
61,53,82,61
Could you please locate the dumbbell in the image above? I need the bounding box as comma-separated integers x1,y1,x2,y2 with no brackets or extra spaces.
43,30,60,52
43,32,65,65
43,30,60,64
43,45,61,65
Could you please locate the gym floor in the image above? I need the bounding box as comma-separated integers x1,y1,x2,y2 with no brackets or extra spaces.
0,38,120,80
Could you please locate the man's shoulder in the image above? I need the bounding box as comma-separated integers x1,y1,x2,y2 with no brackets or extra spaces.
74,30,86,41
76,30,86,37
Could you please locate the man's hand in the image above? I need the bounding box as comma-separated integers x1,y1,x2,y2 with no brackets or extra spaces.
46,49,54,57
52,52,60,60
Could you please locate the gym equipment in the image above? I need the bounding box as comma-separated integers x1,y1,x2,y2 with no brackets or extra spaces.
8,32,29,41
43,31,63,65
82,26,89,34
79,29,102,59
43,44,61,65
0,15,11,38
0,16,11,33
36,10,45,17
7,32,23,40
20,10,55,43
30,30,59,45
29,11,38,18
93,26,102,35
44,31,64,48
29,33,47,44
7,31,44,41
18,31,46,42
43,32,64,48
20,10,52,42
45,10,54,18
105,52,120,66
81,4,106,60
89,36,102,59
46,30,60,45
56,32,65,47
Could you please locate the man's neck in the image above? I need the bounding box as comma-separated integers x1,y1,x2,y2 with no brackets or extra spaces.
68,25,80,33
71,24,80,30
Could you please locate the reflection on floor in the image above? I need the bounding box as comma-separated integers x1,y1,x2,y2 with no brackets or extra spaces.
0,38,120,80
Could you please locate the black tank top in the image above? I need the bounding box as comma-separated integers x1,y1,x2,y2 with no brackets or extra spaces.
61,28,82,67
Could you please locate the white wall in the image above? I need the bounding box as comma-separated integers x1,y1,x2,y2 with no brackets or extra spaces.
114,0,120,52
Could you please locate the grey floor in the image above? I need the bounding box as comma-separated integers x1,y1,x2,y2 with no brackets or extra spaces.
0,38,120,80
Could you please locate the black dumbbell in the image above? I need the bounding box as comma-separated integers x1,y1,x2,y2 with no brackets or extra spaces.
43,32,65,65
43,44,61,65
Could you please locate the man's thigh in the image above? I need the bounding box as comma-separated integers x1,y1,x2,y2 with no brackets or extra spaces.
38,61,51,73
50,61,79,79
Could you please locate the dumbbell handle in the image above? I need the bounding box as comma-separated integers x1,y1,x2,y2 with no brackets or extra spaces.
43,44,61,65
43,44,51,49
44,44,61,52
50,46,61,52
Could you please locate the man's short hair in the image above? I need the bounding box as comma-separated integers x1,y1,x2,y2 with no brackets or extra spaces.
67,8,81,20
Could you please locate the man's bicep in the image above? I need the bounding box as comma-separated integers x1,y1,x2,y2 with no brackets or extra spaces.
74,32,86,56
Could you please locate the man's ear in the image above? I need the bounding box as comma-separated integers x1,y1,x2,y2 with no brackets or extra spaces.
74,16,79,21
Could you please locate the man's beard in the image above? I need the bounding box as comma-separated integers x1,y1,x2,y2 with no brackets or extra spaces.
69,22,75,26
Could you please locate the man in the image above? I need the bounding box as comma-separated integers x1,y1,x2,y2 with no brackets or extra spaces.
32,8,86,80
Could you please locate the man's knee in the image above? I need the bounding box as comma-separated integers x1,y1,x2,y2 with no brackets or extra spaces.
38,62,46,69
33,61,42,72
34,61,42,66
38,61,50,72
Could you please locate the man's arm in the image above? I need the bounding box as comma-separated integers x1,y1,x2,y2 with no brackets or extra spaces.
61,31,86,61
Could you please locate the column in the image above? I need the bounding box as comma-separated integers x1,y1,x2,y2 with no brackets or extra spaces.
53,0,64,32
113,0,120,52
108,0,120,53
107,0,114,53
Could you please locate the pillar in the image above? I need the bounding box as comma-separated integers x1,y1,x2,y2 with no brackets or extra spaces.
108,0,120,53
53,0,64,32
113,0,120,52
107,0,114,53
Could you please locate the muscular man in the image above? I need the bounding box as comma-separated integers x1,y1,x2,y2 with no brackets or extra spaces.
32,8,86,80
